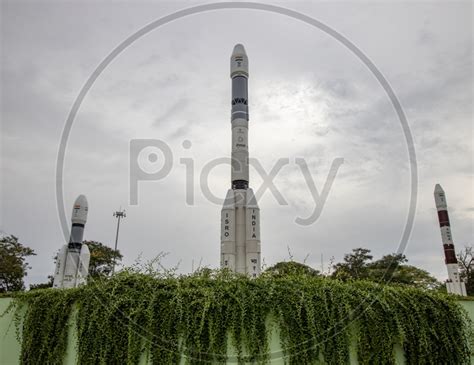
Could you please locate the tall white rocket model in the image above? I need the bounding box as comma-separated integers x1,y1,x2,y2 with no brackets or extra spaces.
221,44,261,277
434,184,467,296
53,195,91,288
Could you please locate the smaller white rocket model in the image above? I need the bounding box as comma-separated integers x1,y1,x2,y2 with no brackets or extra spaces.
53,195,91,289
220,44,261,277
434,184,466,296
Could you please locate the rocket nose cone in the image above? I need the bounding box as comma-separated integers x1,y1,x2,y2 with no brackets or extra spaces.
230,43,249,78
232,43,246,56
434,184,444,193
72,194,89,224
74,194,88,208
80,242,90,254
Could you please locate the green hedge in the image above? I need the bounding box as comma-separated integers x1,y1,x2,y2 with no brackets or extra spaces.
4,272,472,364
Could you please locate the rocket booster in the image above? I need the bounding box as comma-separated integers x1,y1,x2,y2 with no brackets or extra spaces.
53,195,91,289
221,44,261,277
434,184,466,296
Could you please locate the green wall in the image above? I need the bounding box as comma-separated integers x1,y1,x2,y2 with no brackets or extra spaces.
1,298,473,364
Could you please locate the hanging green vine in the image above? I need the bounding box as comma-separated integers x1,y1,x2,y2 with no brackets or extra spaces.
4,271,472,364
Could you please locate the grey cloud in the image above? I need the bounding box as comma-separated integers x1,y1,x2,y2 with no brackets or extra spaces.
319,78,357,100
417,29,437,46
153,98,190,127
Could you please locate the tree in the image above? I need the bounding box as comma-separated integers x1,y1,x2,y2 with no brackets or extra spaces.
332,248,441,290
368,254,441,289
458,246,474,295
85,241,122,278
389,265,442,289
332,248,373,280
0,235,35,292
265,261,320,277
366,253,408,282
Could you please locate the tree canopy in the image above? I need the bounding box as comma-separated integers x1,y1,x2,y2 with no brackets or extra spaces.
0,235,35,292
332,248,373,280
86,241,122,278
332,248,441,289
265,261,321,277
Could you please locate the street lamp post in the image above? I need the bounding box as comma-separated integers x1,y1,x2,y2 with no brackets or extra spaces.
112,209,126,275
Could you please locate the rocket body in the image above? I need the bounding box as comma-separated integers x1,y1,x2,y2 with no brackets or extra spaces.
53,195,91,288
221,44,261,277
434,184,466,296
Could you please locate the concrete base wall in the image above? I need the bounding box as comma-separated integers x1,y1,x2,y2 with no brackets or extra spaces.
1,298,473,364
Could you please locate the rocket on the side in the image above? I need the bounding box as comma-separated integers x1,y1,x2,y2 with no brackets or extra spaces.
53,195,91,288
220,44,261,277
434,184,466,296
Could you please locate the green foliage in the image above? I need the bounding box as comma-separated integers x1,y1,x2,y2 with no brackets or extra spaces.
84,240,122,278
5,272,472,364
0,235,35,293
332,248,373,280
264,261,320,277
29,274,54,290
332,249,442,290
29,277,54,291
366,254,442,290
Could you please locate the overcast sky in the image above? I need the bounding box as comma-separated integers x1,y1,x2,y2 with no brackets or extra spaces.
1,0,472,286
